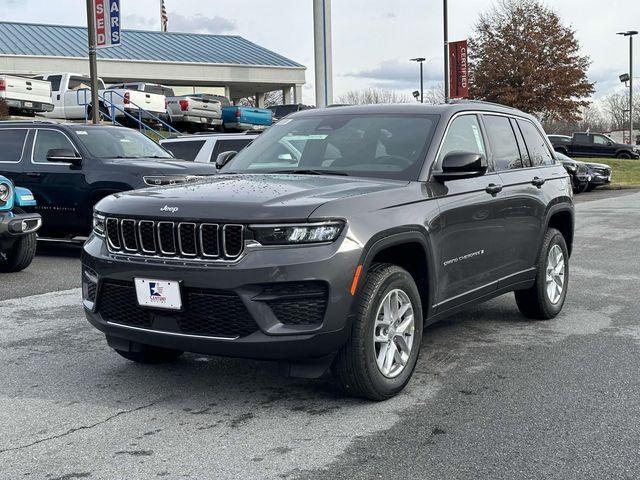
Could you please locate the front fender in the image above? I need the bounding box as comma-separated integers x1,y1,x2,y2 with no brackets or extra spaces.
14,187,37,207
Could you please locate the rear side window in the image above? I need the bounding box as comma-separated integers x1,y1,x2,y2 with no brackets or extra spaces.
573,133,590,143
517,120,554,166
32,130,76,163
161,140,205,162
438,115,486,164
483,115,522,170
48,75,62,91
210,139,253,161
0,129,28,162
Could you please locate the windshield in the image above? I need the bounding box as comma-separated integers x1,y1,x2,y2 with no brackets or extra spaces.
223,114,438,180
74,128,173,159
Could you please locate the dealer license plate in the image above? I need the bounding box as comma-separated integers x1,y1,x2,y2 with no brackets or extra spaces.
24,101,33,108
134,278,182,310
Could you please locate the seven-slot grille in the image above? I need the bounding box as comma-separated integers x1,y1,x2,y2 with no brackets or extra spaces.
105,217,244,260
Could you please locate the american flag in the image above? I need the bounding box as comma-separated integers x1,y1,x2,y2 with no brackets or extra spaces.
160,0,168,32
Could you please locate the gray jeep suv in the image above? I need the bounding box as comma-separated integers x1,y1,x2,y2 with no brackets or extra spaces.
82,102,574,400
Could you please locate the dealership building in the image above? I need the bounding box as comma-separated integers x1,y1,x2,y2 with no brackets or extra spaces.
0,21,306,105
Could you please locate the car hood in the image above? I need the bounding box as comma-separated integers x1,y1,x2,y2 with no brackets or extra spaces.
101,158,219,174
584,162,611,169
96,173,408,221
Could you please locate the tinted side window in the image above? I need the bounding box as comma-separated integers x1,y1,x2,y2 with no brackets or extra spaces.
48,75,62,91
438,115,486,164
573,133,590,143
211,139,253,161
161,140,205,162
33,130,76,163
517,120,554,166
0,129,28,162
483,115,522,170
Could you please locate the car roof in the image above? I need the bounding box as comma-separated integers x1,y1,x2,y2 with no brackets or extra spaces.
289,100,537,122
160,134,257,143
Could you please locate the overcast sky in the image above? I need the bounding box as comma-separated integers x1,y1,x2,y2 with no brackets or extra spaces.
1,0,638,104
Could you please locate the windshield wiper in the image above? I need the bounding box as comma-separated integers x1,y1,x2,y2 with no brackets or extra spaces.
270,169,349,176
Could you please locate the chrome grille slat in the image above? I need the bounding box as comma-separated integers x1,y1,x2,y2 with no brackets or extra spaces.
104,218,244,261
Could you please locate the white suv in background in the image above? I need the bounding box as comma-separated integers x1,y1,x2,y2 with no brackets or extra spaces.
160,134,257,163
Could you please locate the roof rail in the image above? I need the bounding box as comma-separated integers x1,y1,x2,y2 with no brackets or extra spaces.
447,99,519,111
0,119,60,124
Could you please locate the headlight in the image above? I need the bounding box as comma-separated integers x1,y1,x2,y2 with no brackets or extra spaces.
143,175,208,186
0,182,13,203
92,212,106,237
565,165,577,173
251,221,344,245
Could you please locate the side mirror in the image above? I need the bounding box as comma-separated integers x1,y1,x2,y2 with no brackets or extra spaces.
433,151,487,181
215,150,237,169
47,148,82,166
607,141,613,146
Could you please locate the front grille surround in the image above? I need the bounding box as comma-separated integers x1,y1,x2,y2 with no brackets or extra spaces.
104,216,245,262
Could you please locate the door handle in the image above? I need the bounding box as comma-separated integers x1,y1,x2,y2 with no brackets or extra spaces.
531,176,546,188
26,172,42,178
485,183,503,195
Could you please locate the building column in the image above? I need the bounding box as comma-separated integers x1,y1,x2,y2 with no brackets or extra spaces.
313,0,333,107
293,85,303,104
255,92,266,108
282,86,294,104
224,85,231,100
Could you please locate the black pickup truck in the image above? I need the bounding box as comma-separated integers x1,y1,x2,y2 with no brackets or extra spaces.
549,133,639,159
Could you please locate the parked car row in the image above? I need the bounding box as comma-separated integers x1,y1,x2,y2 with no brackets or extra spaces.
549,136,614,193
0,73,287,133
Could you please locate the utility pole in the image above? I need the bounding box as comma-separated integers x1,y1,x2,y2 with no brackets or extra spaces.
85,0,100,124
410,58,426,103
313,0,333,107
443,0,449,102
618,30,638,145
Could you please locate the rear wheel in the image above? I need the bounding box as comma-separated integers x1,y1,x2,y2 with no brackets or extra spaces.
617,151,632,159
0,207,37,273
114,346,183,364
515,228,569,320
333,263,423,400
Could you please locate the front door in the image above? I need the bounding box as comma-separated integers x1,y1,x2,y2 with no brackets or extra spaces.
431,114,507,310
21,128,88,237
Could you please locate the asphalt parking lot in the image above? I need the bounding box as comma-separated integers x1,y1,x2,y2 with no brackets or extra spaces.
1,188,639,479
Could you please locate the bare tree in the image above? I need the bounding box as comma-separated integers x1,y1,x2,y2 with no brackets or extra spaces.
237,91,284,108
338,88,411,105
422,84,445,105
600,91,640,131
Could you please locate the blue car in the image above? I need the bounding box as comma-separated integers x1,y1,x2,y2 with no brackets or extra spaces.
0,176,41,272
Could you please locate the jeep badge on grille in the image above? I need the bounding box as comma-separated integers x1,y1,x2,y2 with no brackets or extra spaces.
160,205,179,213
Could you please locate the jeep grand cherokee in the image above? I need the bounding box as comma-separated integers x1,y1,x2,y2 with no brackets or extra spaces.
82,102,574,400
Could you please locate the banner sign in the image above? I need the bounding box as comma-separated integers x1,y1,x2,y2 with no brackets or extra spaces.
95,0,121,48
449,39,469,99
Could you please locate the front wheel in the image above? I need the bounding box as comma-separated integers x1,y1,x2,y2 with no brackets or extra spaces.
0,207,37,273
617,151,632,159
515,228,569,320
333,263,423,400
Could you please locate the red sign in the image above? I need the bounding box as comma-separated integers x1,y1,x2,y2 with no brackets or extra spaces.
449,40,469,99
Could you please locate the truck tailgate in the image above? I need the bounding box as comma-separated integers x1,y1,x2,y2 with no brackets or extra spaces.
222,107,273,126
0,76,52,104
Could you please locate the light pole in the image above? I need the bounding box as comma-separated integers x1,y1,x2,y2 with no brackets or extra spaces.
443,0,449,102
85,0,100,124
617,30,638,145
410,58,426,103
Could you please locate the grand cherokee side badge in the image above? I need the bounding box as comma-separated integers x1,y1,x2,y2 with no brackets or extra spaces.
160,205,179,213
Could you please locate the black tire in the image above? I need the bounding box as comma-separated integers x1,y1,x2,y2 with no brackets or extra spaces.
585,184,596,192
114,346,183,364
0,207,37,273
574,181,589,194
333,263,423,401
515,228,569,320
617,151,632,159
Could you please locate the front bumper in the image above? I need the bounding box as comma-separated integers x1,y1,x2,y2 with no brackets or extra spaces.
589,173,612,186
82,234,362,361
5,99,54,112
0,211,42,238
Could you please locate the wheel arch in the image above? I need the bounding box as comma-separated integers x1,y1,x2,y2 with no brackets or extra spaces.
545,205,574,257
357,228,436,320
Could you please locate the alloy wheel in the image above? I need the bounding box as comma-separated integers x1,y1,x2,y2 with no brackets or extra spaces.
545,244,565,304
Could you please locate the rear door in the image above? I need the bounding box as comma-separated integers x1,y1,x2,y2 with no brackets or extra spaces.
571,133,592,157
161,139,206,162
0,128,30,186
432,114,507,310
482,114,546,283
40,74,64,118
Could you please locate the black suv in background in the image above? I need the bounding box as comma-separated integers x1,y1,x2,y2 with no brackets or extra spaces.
83,102,574,400
549,133,640,159
0,122,218,239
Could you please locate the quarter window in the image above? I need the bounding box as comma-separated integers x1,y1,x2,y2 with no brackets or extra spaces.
517,120,554,166
161,140,205,162
47,75,62,92
33,130,76,163
438,115,486,164
211,139,254,162
483,115,522,170
0,129,28,162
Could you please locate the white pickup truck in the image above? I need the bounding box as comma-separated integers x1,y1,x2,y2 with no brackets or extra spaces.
34,73,166,121
0,75,54,115
111,82,226,129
